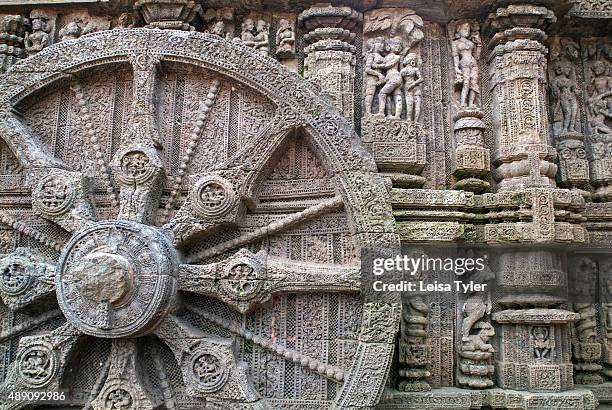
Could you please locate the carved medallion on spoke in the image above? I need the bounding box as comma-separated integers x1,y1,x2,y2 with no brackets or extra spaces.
32,174,75,216
190,176,237,219
0,257,32,295
190,350,228,393
16,342,57,388
104,387,133,410
118,150,156,184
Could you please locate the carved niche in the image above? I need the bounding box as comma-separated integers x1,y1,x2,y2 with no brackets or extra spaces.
361,8,428,186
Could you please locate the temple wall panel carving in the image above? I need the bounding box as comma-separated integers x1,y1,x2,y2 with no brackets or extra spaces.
0,1,609,409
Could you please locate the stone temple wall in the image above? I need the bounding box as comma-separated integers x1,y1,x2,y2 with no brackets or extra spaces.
0,0,609,409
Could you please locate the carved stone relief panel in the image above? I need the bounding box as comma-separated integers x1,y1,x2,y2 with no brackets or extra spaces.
0,29,396,410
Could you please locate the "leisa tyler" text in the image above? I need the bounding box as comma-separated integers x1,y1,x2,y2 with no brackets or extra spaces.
372,280,487,293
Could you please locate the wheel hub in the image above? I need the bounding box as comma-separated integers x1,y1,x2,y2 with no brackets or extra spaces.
56,220,179,338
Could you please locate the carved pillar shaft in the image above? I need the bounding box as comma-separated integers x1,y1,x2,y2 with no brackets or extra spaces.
298,5,361,121
0,15,28,73
485,4,558,192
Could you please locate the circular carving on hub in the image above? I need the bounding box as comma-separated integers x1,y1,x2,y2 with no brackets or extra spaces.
56,221,178,338
0,258,32,295
119,150,155,184
221,258,262,300
190,176,236,218
17,342,57,387
33,175,75,216
190,350,227,393
104,388,133,410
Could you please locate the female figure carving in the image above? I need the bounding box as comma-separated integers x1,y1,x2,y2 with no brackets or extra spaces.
25,16,50,55
254,20,269,55
400,53,423,122
239,18,256,48
451,22,481,108
550,61,579,134
276,19,294,57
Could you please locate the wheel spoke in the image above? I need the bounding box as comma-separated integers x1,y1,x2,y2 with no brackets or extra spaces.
0,110,63,169
186,303,347,383
0,323,81,394
89,339,159,410
155,314,264,406
109,52,166,224
0,210,64,251
0,248,56,311
163,171,248,245
185,195,344,263
179,248,360,313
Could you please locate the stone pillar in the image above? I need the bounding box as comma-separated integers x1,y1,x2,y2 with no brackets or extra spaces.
0,15,28,73
298,4,361,121
484,4,557,191
448,20,491,194
134,0,203,31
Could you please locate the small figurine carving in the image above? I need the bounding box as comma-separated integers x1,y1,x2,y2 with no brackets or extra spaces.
364,8,424,52
400,53,423,122
550,61,579,134
533,326,553,360
363,37,386,116
589,60,612,112
275,19,294,58
588,93,612,134
114,12,134,29
238,18,256,48
375,37,403,119
460,259,494,341
461,322,495,353
254,20,269,56
451,22,481,108
208,20,231,40
590,61,612,96
25,12,51,55
59,21,81,41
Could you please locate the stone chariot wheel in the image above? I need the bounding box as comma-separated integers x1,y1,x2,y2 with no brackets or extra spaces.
0,29,399,409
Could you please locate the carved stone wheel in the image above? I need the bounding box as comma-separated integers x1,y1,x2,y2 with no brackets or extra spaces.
0,30,399,409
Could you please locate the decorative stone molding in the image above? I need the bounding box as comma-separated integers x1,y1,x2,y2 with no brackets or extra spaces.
569,0,612,19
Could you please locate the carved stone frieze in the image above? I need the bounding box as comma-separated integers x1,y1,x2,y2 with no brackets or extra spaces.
0,1,610,409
